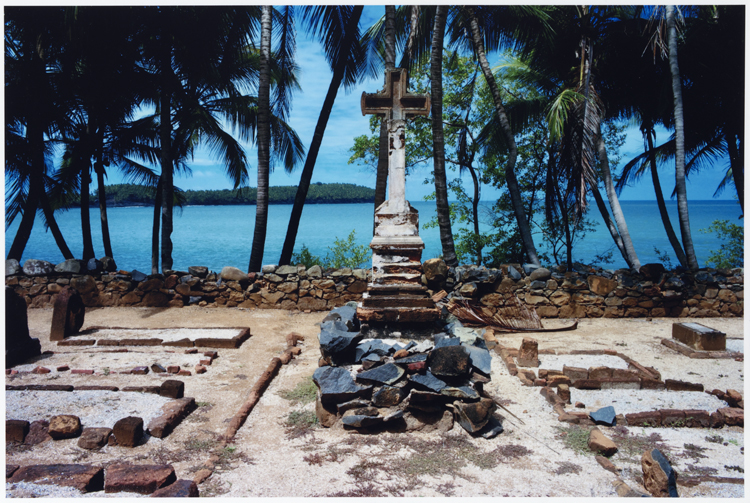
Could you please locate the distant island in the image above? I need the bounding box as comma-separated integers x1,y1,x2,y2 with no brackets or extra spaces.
82,183,376,207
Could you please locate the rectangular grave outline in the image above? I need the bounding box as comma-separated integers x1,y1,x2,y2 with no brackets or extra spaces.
661,337,743,360
57,326,251,349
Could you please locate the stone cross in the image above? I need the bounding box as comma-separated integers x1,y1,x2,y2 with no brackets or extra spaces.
361,68,430,213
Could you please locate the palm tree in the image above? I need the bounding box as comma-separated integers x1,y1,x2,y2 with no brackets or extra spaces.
278,5,370,266
5,7,74,262
248,6,273,272
666,6,698,270
431,5,458,266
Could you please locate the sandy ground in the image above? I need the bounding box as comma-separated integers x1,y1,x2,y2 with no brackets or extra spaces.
5,307,745,498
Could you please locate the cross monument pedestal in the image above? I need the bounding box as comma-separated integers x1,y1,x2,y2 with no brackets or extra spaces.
356,68,439,332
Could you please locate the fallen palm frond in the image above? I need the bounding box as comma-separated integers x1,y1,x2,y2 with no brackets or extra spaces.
445,297,578,333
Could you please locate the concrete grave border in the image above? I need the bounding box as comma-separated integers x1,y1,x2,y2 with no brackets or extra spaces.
56,326,251,349
660,337,743,360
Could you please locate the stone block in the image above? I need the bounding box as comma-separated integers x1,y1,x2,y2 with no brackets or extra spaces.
104,464,176,494
151,479,199,497
641,448,678,497
24,420,52,445
6,419,29,443
147,398,196,438
625,411,662,427
672,322,726,351
112,416,143,447
572,379,601,390
159,380,185,399
78,427,112,450
588,428,618,456
683,409,711,428
665,379,704,392
50,286,86,341
9,464,104,493
563,365,588,381
517,337,539,367
48,415,82,439
718,407,744,427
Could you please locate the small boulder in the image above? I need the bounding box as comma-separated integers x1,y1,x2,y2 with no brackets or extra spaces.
78,427,112,450
588,427,618,457
22,259,54,276
423,258,448,286
104,463,176,494
86,258,103,274
48,415,82,439
112,416,144,447
528,267,551,281
319,325,363,366
453,398,496,433
428,345,471,378
100,256,117,272
642,448,678,497
159,380,185,399
6,258,21,275
55,258,82,274
151,479,199,497
590,406,617,426
517,337,539,367
341,408,383,428
462,344,492,376
220,266,246,282
187,266,208,278
372,385,408,407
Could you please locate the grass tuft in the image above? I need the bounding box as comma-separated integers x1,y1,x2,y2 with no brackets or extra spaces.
280,377,318,405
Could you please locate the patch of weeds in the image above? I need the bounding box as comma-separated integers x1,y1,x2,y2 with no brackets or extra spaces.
553,461,582,475
303,452,324,466
607,427,671,460
492,443,533,460
725,465,744,473
280,377,318,405
215,445,253,469
200,480,232,497
705,434,724,444
556,425,593,456
679,443,708,460
184,439,214,451
727,439,739,446
102,367,110,376
615,342,627,347
327,483,388,497
686,464,718,475
436,482,457,496
285,410,318,438
195,401,213,408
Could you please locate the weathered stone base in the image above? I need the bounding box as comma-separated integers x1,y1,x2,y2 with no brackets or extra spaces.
356,306,439,324
359,320,443,340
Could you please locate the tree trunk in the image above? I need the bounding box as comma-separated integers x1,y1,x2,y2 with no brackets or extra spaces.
667,5,698,270
37,184,73,260
80,167,95,261
595,130,640,271
646,127,687,267
431,6,458,266
278,6,364,266
96,164,113,258
467,8,539,265
468,161,482,265
152,177,163,275
725,128,744,214
401,5,420,71
7,174,41,261
373,5,396,232
249,6,273,272
160,19,174,273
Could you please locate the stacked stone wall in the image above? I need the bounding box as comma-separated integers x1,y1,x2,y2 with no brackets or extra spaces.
5,258,743,318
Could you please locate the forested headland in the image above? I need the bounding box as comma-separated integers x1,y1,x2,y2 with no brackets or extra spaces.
73,183,375,207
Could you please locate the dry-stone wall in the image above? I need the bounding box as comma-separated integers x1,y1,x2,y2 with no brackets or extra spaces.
5,257,743,318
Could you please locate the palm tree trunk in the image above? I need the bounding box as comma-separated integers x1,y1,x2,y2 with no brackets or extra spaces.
152,177,163,275
96,165,113,258
467,8,539,265
595,130,640,271
7,176,41,261
373,5,396,231
249,6,273,272
80,168,95,261
37,185,73,260
160,25,174,274
431,6,458,267
725,128,744,213
666,5,698,270
401,5,420,71
467,161,482,265
646,128,687,267
278,6,363,266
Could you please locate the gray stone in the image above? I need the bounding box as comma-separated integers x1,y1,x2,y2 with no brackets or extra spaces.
22,259,54,276
441,386,479,401
261,265,277,273
590,406,617,427
221,266,247,282
307,265,323,278
462,344,492,376
275,265,297,275
6,259,21,275
313,366,371,405
407,390,451,412
522,263,541,275
529,267,551,281
434,336,460,348
408,371,448,393
428,345,471,378
394,353,427,364
507,265,522,281
55,259,82,274
453,398,496,433
382,409,405,422
478,415,504,439
337,399,371,414
188,266,208,278
411,340,434,353
131,270,148,282
100,256,117,272
86,258,103,274
322,305,359,332
356,363,404,386
530,280,547,289
342,408,383,428
319,326,363,366
452,327,482,345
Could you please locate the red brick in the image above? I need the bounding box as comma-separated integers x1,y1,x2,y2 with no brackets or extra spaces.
177,370,192,376
625,411,662,427
184,348,198,354
167,366,180,374
659,409,686,427
32,366,51,374
718,407,744,427
104,464,176,494
199,359,212,366
710,411,725,428
562,365,588,380
195,365,207,374
683,410,711,428
71,369,94,375
6,420,29,443
56,365,70,372
573,379,601,390
547,375,571,388
665,379,704,392
203,351,218,359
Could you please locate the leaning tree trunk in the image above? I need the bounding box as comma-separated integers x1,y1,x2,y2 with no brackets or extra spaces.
37,182,73,260
596,130,640,271
467,8,540,266
79,167,95,261
96,163,113,258
431,6,458,266
151,177,163,275
725,127,744,214
666,5,698,270
278,6,363,266
249,6,273,272
646,127,687,267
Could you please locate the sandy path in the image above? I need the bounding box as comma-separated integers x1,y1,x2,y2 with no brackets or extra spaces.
5,308,745,497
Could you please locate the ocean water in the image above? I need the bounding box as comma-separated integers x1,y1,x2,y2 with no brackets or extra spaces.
5,199,742,273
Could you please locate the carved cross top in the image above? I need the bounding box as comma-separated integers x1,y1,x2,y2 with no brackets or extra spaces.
361,68,430,121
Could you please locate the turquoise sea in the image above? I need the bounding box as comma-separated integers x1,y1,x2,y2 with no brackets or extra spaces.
5,200,743,272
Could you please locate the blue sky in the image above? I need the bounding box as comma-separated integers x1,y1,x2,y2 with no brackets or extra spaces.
109,5,734,203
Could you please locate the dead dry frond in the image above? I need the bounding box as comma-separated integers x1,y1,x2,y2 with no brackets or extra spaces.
446,296,578,333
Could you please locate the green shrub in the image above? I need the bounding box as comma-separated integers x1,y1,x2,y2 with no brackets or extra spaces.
701,219,743,268
293,230,371,269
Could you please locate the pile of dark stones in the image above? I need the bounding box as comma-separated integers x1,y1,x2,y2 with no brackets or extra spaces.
313,303,503,438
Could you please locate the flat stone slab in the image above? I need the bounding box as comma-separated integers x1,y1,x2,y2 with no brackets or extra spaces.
6,390,173,429
537,354,629,371
672,322,726,351
64,327,250,348
570,389,727,416
8,464,104,493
